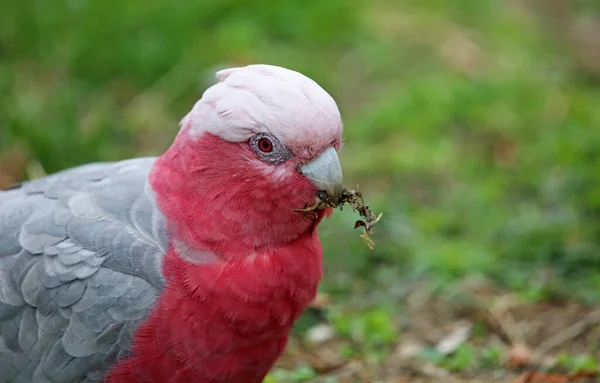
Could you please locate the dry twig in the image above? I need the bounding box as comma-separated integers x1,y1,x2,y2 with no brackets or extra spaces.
294,188,382,249
535,308,600,359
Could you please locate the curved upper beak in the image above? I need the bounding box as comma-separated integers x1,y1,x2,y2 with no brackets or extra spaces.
299,147,343,205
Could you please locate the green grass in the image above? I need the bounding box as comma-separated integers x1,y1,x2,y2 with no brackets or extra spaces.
2,0,600,303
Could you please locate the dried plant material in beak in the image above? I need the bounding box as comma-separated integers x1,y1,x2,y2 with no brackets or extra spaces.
294,188,382,249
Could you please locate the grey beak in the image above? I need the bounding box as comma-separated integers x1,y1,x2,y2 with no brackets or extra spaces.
299,147,343,204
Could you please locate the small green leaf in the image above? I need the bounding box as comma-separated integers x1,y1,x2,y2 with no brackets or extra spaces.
480,345,503,368
570,354,598,373
444,344,475,372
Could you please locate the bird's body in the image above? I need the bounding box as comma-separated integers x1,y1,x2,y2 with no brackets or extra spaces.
0,64,343,382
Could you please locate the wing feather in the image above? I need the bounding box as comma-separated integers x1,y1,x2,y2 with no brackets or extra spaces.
0,157,169,382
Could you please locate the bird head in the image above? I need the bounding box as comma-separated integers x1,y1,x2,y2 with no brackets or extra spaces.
151,64,344,260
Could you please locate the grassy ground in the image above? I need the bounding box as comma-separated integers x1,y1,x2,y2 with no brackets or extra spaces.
2,0,600,381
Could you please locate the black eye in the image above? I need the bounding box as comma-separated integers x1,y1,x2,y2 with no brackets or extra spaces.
258,137,273,152
249,133,293,164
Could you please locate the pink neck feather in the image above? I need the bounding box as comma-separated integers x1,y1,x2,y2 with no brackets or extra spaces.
105,130,326,382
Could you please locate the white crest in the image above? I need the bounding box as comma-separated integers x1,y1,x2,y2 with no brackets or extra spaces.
180,64,343,146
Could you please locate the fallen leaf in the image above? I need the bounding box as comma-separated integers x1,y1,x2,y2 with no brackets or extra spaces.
436,321,472,355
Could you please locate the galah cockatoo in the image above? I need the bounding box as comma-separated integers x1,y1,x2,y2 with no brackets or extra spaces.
0,64,344,383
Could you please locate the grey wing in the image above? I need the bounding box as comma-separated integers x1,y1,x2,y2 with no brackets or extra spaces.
0,158,169,383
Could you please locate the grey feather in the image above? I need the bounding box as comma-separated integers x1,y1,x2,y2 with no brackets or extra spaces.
0,158,169,382
17,307,37,353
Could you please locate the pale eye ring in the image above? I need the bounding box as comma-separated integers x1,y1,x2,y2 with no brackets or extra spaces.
249,133,292,164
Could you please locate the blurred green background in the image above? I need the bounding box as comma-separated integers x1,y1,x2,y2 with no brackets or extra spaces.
2,0,600,306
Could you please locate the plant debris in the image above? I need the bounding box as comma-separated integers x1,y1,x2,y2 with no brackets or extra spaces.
513,370,598,383
294,188,382,249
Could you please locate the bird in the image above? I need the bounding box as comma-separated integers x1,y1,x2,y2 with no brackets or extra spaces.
0,64,344,383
